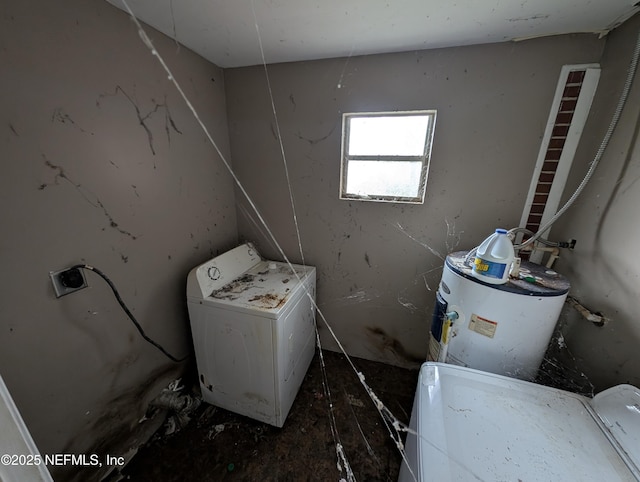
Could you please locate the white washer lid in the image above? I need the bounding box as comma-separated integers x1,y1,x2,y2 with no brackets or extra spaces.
413,363,638,481
591,384,640,476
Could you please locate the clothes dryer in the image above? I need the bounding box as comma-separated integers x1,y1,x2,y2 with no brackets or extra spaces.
186,243,316,427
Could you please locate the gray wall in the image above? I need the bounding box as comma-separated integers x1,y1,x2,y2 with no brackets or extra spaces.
2,0,634,476
225,35,605,367
0,1,237,480
553,15,640,391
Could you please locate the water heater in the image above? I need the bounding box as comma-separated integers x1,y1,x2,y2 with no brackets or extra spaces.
428,251,570,381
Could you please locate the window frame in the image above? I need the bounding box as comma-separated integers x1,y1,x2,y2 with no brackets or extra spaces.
339,110,437,204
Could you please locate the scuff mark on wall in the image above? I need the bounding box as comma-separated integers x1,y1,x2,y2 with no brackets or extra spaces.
294,124,337,145
163,105,183,145
51,107,92,134
8,123,19,136
97,199,137,240
97,85,181,156
40,157,70,188
39,156,97,207
39,157,137,239
364,252,371,268
508,14,550,22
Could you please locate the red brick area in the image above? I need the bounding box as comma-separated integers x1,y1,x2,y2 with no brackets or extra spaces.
525,69,586,233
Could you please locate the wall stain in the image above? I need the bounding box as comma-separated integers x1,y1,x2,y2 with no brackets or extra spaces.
39,156,138,240
39,156,98,208
40,157,70,188
97,85,182,156
120,254,129,263
164,104,183,145
57,363,181,482
8,123,19,136
364,252,371,268
365,326,423,365
97,199,137,240
51,107,92,135
289,93,296,110
294,123,337,145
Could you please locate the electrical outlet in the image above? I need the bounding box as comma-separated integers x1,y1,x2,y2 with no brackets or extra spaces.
50,267,88,298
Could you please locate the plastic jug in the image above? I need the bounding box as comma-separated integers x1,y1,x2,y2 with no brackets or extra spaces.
472,228,514,284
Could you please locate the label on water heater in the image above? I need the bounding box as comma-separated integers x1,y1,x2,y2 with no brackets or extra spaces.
468,313,498,338
473,257,507,279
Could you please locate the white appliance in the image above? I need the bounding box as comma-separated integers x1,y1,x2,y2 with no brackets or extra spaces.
428,251,570,380
399,363,640,482
186,243,316,427
0,375,53,482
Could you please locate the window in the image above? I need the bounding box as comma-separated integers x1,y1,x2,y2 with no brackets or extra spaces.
340,110,436,204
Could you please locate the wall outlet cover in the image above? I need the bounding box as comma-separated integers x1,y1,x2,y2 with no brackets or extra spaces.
50,268,88,298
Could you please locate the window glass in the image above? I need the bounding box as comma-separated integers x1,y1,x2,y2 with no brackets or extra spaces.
348,116,431,156
340,110,436,204
345,160,422,198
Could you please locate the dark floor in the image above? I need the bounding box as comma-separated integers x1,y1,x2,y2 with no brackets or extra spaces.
118,350,418,482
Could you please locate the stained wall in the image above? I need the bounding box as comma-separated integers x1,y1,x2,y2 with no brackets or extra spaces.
0,1,237,479
552,14,640,391
225,35,605,367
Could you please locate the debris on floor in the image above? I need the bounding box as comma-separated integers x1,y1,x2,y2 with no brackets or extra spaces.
148,378,202,436
118,350,418,481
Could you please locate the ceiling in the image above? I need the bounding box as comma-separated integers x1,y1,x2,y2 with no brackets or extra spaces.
106,0,639,68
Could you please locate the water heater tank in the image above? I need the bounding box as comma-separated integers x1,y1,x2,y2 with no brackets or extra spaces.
428,251,570,381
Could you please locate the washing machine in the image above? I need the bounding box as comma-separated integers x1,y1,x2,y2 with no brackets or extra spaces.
428,251,570,380
186,243,316,427
399,363,640,482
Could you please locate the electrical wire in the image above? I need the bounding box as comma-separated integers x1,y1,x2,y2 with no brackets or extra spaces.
71,264,189,363
508,228,564,247
516,29,640,249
